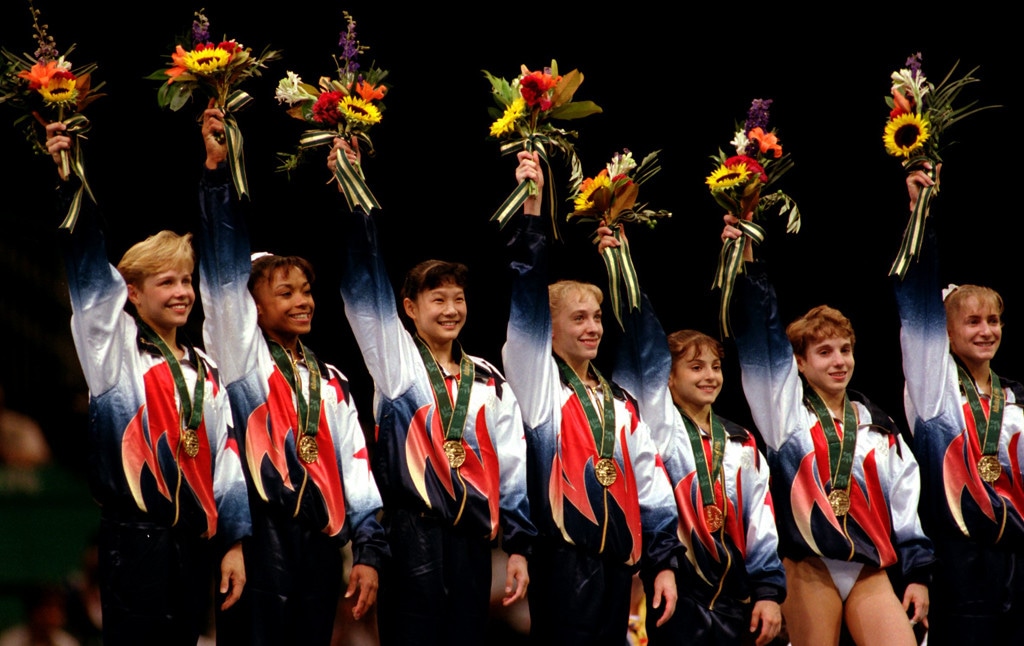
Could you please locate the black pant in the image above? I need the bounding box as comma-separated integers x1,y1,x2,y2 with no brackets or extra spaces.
98,516,213,646
376,508,492,646
927,535,1024,645
528,539,633,646
217,501,343,646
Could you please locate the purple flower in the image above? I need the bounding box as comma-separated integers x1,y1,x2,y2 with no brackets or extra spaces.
744,98,773,133
905,52,923,79
339,13,360,73
192,10,210,46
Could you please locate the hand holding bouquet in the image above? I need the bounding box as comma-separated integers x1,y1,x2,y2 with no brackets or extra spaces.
883,53,996,278
707,99,799,337
148,9,280,199
484,60,602,236
567,149,671,327
274,11,388,213
1,0,105,230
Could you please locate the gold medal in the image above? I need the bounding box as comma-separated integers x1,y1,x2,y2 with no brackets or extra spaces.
595,458,618,487
704,505,724,532
298,435,319,464
828,489,850,517
978,454,1002,483
443,440,466,468
181,429,200,458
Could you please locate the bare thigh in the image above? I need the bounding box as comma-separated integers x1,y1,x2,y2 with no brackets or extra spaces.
844,566,916,646
781,557,843,646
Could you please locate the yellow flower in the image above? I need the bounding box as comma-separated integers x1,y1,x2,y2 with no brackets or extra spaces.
489,97,525,137
883,112,930,158
706,163,750,190
573,170,611,212
39,72,78,105
340,96,382,125
179,43,234,75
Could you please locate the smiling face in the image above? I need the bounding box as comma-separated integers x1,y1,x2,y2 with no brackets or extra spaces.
551,287,603,370
669,344,723,413
796,336,855,404
403,281,467,348
253,265,314,350
947,294,1002,372
127,263,195,340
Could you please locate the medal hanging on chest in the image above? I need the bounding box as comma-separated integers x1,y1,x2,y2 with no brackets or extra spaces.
136,319,205,458
267,339,323,464
805,389,858,517
957,363,1004,484
679,408,727,532
415,337,475,469
556,357,618,487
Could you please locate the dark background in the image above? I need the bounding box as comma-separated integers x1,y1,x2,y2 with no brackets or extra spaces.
1,4,1018,483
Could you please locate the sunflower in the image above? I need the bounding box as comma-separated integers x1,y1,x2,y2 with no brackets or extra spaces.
706,162,750,190
339,96,382,125
489,97,525,137
883,112,930,158
573,170,611,212
167,43,234,82
39,71,78,105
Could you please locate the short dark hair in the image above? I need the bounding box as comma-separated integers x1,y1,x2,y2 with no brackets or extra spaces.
248,254,316,294
400,259,468,303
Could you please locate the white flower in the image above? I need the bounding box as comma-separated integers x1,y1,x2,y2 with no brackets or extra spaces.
730,130,749,155
606,150,636,178
274,71,316,105
891,68,929,110
54,56,72,72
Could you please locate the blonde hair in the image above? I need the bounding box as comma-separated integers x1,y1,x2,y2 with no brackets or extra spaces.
945,284,1004,323
548,280,603,317
786,305,855,356
116,231,194,286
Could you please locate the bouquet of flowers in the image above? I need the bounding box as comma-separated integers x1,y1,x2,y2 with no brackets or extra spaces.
1,0,105,230
883,53,996,278
706,98,799,338
484,60,602,236
274,11,388,213
147,9,280,199
567,150,671,328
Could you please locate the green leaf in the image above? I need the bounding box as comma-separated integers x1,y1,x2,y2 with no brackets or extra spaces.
547,100,603,121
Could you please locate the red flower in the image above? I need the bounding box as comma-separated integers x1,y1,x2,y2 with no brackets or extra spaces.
217,40,241,55
725,155,767,183
17,60,61,90
519,70,558,110
312,91,343,125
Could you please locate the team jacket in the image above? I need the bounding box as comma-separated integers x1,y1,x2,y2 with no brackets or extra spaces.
895,227,1024,547
338,207,535,556
197,165,386,567
502,215,681,570
732,264,934,582
615,295,785,605
61,182,249,545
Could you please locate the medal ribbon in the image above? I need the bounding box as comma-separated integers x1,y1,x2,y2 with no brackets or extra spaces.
804,389,857,493
678,407,726,510
956,362,1003,460
555,356,616,461
135,318,204,433
267,338,322,440
414,337,475,442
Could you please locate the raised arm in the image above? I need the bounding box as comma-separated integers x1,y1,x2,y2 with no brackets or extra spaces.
893,163,955,425
502,151,558,428
196,106,263,386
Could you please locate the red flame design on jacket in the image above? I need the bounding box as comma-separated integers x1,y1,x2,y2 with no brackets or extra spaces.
405,377,502,536
122,362,217,535
245,368,346,535
550,393,642,562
